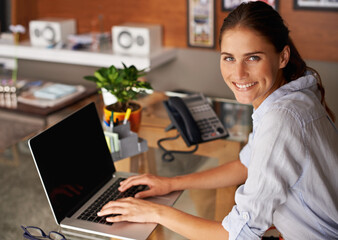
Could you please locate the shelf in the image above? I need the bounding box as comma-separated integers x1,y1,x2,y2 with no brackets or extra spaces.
0,41,177,70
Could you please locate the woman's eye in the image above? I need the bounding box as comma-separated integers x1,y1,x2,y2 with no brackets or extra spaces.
224,56,235,62
248,55,260,61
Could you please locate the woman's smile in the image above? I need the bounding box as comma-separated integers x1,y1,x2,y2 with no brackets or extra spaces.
233,82,258,90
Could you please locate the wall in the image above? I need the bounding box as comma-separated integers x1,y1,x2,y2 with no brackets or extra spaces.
279,1,338,62
11,0,338,61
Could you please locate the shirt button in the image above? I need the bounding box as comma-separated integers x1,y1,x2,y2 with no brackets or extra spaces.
242,212,249,220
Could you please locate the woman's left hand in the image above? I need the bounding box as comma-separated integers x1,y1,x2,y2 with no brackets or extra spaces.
97,197,164,223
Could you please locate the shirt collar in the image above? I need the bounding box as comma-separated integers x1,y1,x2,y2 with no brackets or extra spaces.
252,73,318,124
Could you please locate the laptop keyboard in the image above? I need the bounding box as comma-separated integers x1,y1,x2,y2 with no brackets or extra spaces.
77,177,147,225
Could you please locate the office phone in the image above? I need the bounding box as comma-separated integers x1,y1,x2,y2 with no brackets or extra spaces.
163,93,229,147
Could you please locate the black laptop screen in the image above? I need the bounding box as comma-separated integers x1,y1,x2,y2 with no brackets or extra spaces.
29,102,116,224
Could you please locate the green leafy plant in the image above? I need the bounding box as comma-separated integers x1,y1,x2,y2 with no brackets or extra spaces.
84,63,152,111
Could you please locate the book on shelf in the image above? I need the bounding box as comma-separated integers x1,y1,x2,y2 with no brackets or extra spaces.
18,81,86,108
33,83,77,100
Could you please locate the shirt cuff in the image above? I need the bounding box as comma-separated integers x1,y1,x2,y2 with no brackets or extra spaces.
222,206,261,240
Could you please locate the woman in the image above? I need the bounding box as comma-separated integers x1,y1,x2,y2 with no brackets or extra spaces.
98,2,338,239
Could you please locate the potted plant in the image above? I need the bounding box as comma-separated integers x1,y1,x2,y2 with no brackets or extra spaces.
84,63,152,132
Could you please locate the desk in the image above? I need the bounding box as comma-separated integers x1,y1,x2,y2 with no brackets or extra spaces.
0,92,248,240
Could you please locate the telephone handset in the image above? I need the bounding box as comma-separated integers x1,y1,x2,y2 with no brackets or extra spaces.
163,93,229,147
166,96,202,145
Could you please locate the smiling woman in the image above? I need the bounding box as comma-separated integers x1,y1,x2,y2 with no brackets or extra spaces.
216,2,338,239
220,27,289,109
96,2,338,240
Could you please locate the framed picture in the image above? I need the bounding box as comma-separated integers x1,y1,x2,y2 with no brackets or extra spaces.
222,0,279,11
294,0,338,11
187,0,215,48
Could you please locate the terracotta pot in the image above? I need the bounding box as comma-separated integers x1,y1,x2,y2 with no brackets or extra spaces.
103,104,142,132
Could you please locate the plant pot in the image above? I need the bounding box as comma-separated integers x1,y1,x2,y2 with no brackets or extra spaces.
103,103,142,132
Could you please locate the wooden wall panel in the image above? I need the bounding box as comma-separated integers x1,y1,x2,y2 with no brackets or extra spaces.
11,0,338,61
280,1,338,62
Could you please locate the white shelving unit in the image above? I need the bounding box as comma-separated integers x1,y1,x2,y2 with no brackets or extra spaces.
0,41,177,70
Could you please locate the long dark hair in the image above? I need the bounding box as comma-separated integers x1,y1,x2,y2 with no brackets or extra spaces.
219,2,335,122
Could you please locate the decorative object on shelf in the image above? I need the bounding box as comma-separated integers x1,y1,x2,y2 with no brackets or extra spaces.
294,0,338,11
84,63,153,132
67,32,111,50
2,24,26,109
29,18,76,48
187,0,215,48
0,78,18,109
112,23,162,56
222,0,279,11
9,24,25,85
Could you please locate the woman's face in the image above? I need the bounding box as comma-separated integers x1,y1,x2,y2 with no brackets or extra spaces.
220,27,289,109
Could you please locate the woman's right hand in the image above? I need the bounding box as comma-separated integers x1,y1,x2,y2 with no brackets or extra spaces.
119,174,174,199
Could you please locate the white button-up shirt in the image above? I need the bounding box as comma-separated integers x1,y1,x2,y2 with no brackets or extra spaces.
222,73,338,239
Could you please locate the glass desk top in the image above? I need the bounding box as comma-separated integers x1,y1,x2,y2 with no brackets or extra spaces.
0,140,219,240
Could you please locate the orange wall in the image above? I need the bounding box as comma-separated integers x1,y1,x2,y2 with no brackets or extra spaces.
12,0,338,61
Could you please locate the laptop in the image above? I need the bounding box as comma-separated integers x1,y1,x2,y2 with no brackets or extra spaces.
28,102,181,240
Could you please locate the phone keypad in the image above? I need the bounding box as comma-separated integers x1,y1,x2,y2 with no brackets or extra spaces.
190,104,211,114
196,117,225,140
182,94,228,142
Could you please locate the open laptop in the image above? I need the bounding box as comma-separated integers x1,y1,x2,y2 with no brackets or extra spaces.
28,102,181,240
